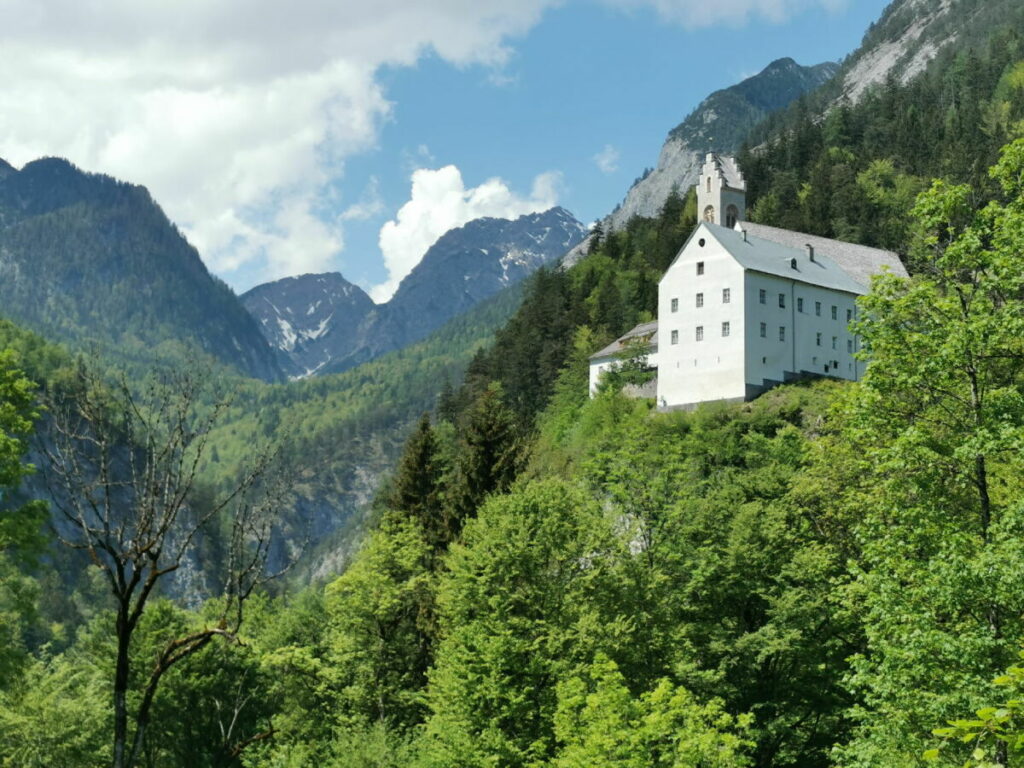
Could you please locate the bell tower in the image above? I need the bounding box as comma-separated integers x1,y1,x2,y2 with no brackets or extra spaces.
697,153,746,229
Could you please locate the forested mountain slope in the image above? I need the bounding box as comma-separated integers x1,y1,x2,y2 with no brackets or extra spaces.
196,279,530,579
0,157,281,381
740,0,1024,253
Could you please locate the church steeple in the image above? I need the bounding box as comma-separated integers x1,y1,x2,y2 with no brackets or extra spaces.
697,153,746,228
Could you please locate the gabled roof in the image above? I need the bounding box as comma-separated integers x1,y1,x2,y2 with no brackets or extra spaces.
590,321,659,361
685,222,869,295
737,221,906,289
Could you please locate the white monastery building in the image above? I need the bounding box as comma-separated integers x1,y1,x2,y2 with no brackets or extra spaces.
589,153,908,410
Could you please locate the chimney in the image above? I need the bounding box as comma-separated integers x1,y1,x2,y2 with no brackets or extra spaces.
806,244,815,262
741,229,748,243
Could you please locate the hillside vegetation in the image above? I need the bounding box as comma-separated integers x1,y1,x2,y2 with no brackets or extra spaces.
0,158,281,381
5,3,1024,766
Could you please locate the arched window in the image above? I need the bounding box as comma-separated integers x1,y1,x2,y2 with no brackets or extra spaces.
703,205,715,223
706,176,712,193
725,205,739,229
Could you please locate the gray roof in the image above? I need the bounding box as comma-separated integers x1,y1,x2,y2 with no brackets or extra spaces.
590,321,659,361
737,221,906,289
699,223,869,295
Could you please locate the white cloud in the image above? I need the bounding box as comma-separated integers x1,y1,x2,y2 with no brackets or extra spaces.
609,0,846,27
0,0,841,289
373,165,561,303
593,144,620,174
341,177,385,222
0,0,553,289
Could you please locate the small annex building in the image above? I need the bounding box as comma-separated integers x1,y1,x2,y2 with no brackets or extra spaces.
589,153,908,410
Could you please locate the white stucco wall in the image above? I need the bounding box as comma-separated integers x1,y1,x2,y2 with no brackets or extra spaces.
589,358,614,395
589,349,661,396
742,272,862,391
657,233,748,408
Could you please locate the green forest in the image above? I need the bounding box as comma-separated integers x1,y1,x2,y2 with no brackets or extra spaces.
7,7,1024,767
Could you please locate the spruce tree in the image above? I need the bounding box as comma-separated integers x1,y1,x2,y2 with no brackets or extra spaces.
387,413,445,553
448,383,520,534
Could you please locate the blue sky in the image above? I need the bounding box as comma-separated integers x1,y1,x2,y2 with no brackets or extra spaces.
332,0,891,293
0,0,893,298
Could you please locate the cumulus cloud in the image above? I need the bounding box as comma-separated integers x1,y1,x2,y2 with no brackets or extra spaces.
373,165,561,303
0,0,553,289
0,0,841,289
593,144,620,174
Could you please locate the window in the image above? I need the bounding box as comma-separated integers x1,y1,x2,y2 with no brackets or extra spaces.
759,322,767,338
847,339,854,353
696,292,704,308
696,261,705,276
831,305,838,320
815,332,821,346
759,289,766,304
778,293,786,309
832,336,838,350
707,176,712,193
671,298,678,313
722,288,731,304
847,308,853,322
797,297,804,313
815,301,821,316
779,326,786,341
721,321,730,337
695,326,704,342
671,330,679,345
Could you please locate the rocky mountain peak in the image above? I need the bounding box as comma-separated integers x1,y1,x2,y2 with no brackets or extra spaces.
563,57,836,266
241,273,375,378
243,206,587,379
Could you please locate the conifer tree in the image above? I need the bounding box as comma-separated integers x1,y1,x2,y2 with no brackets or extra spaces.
387,413,446,554
447,383,520,534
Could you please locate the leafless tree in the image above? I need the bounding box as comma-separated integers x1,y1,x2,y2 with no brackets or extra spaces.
41,364,291,768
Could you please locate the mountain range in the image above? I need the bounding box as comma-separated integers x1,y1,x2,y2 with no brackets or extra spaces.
241,207,586,378
0,0,983,581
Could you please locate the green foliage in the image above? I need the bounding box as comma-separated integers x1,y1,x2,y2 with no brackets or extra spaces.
422,479,624,767
0,347,48,689
927,652,1024,767
832,140,1024,766
553,654,754,768
741,19,1024,255
323,519,432,731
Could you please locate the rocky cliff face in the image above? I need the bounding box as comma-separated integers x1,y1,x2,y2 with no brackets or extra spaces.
838,0,955,102
564,58,837,266
244,206,587,378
